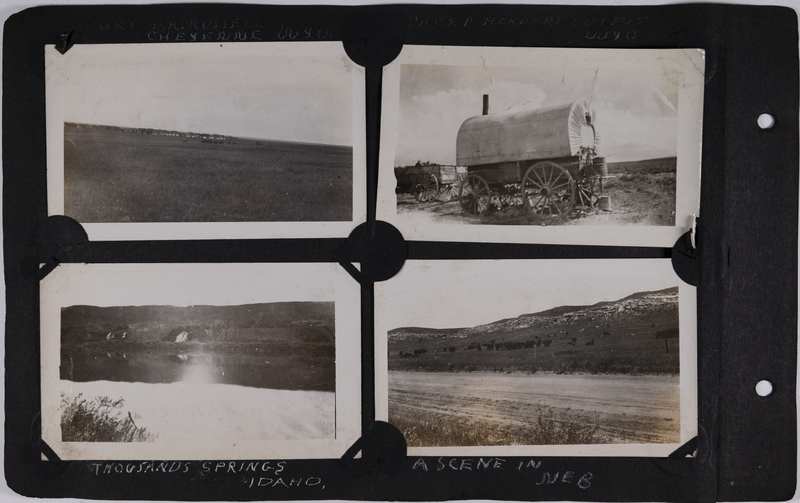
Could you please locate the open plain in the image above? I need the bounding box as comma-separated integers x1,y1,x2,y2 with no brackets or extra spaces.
64,123,353,223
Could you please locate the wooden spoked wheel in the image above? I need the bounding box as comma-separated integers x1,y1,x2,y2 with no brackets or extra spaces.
412,173,439,203
521,161,575,216
575,176,600,212
459,174,491,215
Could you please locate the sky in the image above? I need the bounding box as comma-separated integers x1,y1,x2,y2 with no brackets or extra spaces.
378,259,680,330
58,43,356,146
395,62,681,166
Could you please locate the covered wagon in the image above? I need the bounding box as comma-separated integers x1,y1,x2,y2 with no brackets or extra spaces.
456,96,608,216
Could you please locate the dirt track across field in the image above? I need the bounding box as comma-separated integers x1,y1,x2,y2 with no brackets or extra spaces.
389,371,680,445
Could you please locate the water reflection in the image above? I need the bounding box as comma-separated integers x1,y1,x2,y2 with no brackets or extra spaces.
61,347,335,392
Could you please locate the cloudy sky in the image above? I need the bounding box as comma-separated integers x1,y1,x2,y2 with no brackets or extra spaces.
59,43,356,146
379,259,679,330
395,63,680,166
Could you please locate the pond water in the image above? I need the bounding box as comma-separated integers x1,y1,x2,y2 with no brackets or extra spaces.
61,347,334,392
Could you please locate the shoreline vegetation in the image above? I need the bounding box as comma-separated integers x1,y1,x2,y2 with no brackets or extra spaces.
61,393,156,442
59,381,336,445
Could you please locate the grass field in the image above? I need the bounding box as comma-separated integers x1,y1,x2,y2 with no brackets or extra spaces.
389,371,680,446
64,123,353,222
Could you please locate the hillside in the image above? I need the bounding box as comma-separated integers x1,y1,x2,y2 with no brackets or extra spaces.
387,327,466,343
389,287,680,374
61,302,334,345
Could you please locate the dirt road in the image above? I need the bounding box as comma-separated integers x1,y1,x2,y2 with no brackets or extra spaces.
389,371,680,445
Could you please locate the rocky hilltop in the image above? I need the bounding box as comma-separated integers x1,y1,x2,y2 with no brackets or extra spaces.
392,288,678,341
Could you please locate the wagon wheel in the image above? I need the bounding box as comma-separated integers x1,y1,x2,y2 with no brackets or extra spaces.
521,161,575,216
575,176,600,213
412,173,439,203
438,183,454,202
459,174,491,215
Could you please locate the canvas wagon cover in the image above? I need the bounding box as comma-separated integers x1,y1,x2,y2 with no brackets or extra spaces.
456,99,602,167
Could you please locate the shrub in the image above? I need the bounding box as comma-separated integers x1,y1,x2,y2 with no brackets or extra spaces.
525,408,601,445
389,405,601,447
61,393,156,442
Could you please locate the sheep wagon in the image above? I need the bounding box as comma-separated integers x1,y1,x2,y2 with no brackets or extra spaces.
457,96,608,217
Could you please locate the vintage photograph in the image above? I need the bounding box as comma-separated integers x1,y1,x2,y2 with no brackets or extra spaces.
378,46,704,247
46,42,366,240
41,263,360,460
60,302,335,443
375,259,696,457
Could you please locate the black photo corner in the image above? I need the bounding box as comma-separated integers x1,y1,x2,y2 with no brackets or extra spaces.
2,0,799,502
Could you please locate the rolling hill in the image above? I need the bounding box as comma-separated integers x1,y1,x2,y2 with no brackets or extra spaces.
389,287,680,374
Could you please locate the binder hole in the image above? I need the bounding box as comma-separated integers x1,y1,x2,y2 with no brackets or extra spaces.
755,380,773,397
757,113,775,129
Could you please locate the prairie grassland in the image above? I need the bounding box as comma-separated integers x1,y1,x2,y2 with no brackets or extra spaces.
64,124,352,222
389,405,602,447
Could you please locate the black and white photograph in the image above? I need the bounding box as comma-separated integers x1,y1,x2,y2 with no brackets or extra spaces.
378,46,704,247
41,263,361,460
375,259,696,457
60,302,335,443
46,43,366,240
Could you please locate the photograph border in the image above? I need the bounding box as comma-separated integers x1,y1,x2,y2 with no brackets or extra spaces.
45,42,367,241
375,258,697,457
377,45,704,247
40,262,361,460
